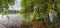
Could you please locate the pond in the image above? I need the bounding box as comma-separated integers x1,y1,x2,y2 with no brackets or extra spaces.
0,14,22,28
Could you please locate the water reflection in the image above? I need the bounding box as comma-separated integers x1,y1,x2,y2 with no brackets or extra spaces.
0,14,22,28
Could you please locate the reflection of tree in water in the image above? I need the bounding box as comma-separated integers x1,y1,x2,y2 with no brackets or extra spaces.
5,24,20,28
0,24,6,28
0,14,21,28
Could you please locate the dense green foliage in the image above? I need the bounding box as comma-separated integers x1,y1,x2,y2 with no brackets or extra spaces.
20,0,60,28
0,0,60,28
0,0,15,14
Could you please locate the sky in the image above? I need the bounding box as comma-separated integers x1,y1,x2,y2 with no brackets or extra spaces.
9,0,21,10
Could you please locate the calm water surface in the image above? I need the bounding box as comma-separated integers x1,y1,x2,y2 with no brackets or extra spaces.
0,14,22,28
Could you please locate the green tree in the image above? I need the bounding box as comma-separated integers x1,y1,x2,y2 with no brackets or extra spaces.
20,0,54,28
20,0,60,28
0,0,15,14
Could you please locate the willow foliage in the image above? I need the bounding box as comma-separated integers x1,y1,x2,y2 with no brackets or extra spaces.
0,0,15,14
20,0,60,28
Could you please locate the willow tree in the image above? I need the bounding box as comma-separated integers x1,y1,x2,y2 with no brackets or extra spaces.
20,0,60,28
20,0,54,28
